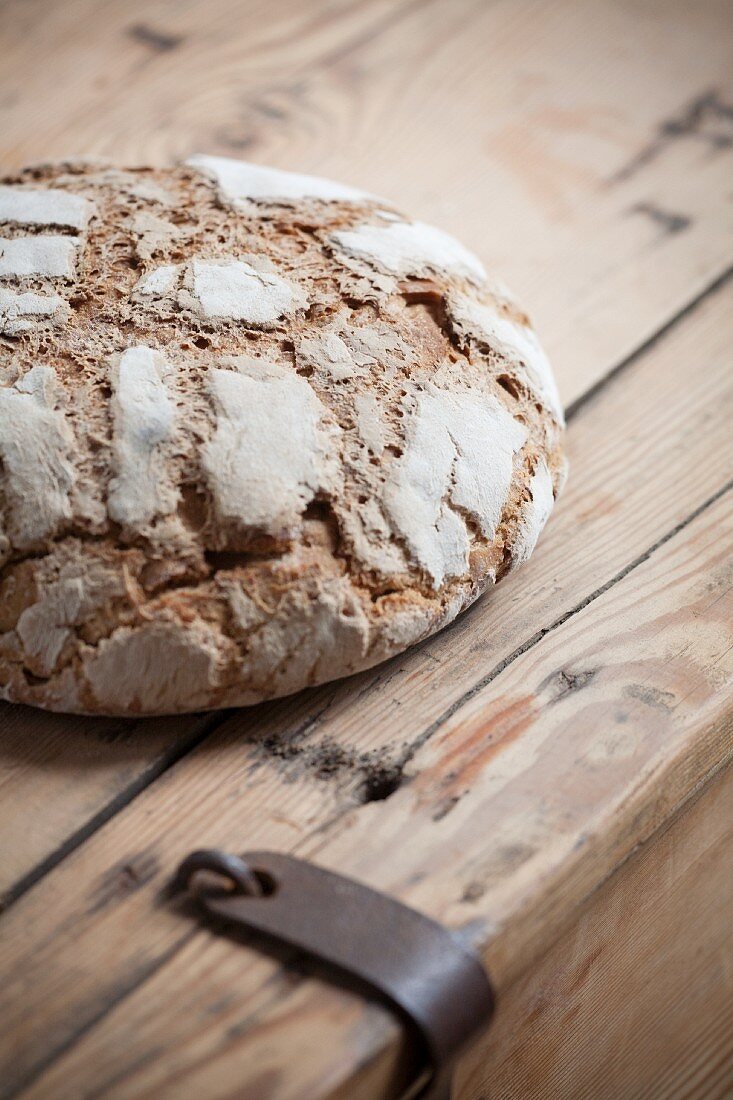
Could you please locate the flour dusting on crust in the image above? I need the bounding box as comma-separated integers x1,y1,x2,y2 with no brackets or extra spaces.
331,221,487,284
0,186,93,230
0,288,70,335
203,359,338,539
187,154,370,205
108,346,177,529
511,457,556,567
383,387,527,586
447,291,564,424
0,367,75,550
0,236,78,279
188,259,307,323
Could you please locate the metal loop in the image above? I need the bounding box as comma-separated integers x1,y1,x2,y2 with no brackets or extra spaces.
172,849,266,898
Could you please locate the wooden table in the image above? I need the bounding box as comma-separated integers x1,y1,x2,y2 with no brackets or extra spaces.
1,1,732,1097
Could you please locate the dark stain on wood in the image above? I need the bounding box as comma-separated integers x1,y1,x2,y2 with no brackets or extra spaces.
213,81,308,153
495,842,537,873
251,99,289,121
127,24,184,53
205,993,238,1017
460,842,537,904
461,880,486,903
541,668,598,704
432,795,461,822
625,684,677,711
629,202,692,236
87,850,160,915
212,128,257,154
361,763,404,802
251,724,405,804
609,88,733,184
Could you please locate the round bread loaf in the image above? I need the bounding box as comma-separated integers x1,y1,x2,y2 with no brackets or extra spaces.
0,155,566,715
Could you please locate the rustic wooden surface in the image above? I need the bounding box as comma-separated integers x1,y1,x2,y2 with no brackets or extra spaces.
457,760,733,1100
1,0,732,1098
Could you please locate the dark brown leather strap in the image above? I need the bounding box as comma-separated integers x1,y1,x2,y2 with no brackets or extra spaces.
173,849,495,1100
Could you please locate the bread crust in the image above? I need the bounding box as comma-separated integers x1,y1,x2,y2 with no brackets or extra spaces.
0,156,566,715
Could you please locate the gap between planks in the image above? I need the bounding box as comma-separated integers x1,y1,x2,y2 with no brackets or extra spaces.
2,259,730,915
387,471,733,781
3,0,733,906
0,2,726,1091
12,417,733,1100
2,271,732,1098
0,711,224,909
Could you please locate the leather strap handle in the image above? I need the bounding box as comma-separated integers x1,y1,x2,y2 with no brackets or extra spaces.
172,849,495,1099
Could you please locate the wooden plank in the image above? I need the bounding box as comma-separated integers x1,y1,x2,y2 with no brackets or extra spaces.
456,760,733,1100
0,710,218,906
17,426,730,1100
3,277,731,1099
27,465,732,1100
1,0,733,908
0,0,426,912
161,273,733,823
1,1,732,1090
0,0,731,407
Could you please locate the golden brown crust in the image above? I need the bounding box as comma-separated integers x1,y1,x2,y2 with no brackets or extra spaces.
0,157,565,715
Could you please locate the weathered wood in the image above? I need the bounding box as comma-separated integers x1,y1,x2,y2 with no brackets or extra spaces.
456,760,733,1100
0,710,217,906
3,281,732,1099
28,471,731,1100
2,0,733,910
1,1,732,1096
0,0,731,406
17,427,733,1100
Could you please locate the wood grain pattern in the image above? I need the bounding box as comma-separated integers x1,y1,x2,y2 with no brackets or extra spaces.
0,0,731,403
1,0,732,1097
2,280,731,1098
457,760,733,1100
3,254,729,908
16,425,733,1100
0,710,216,905
2,0,733,912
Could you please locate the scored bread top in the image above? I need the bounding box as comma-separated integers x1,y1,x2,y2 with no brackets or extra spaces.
0,155,566,715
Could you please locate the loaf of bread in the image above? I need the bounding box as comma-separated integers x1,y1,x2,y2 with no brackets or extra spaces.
0,156,566,715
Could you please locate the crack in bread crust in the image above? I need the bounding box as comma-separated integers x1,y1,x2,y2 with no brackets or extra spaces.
0,157,565,715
